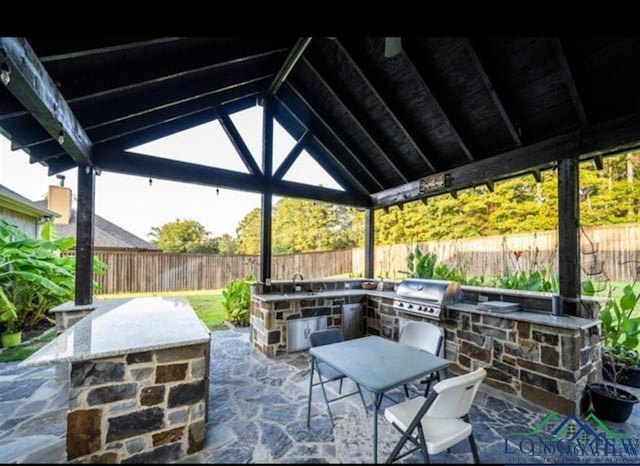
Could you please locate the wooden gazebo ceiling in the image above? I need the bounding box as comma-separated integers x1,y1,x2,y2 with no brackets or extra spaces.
2,36,640,208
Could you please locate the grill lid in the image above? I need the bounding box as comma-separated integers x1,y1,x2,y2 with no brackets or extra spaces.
395,279,463,306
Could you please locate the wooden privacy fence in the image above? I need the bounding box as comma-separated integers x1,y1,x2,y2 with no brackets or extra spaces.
352,223,640,282
91,249,353,294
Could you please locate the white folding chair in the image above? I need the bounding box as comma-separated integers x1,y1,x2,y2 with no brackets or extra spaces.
384,368,486,464
399,321,444,397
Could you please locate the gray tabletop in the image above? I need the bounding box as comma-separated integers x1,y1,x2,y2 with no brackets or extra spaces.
310,335,450,394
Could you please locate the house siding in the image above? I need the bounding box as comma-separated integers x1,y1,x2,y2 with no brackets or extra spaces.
0,206,38,237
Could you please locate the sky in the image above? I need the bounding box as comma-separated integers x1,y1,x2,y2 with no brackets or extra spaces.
0,106,342,241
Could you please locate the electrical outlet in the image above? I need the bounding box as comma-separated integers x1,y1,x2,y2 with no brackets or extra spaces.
295,285,302,292
478,294,489,302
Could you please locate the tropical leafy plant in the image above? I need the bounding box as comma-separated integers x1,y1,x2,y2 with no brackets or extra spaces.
399,246,437,279
221,274,254,327
493,268,559,292
600,284,640,350
0,219,107,333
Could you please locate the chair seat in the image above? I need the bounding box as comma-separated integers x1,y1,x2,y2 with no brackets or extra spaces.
384,396,472,455
316,361,343,382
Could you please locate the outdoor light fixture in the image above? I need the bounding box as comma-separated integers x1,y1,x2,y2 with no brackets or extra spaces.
149,178,153,187
216,187,220,196
0,63,10,86
57,130,65,145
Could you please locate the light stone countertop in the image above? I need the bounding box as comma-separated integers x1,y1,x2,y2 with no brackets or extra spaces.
448,303,599,330
252,289,395,302
21,296,211,367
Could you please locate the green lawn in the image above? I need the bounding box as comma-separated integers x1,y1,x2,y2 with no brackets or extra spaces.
96,289,228,331
188,292,227,330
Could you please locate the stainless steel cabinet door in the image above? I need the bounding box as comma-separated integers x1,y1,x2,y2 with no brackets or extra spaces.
287,317,327,352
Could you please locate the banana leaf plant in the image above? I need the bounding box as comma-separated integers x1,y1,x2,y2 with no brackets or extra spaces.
0,219,77,332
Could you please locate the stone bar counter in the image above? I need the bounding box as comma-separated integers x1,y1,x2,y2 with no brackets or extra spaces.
252,279,602,415
22,297,211,463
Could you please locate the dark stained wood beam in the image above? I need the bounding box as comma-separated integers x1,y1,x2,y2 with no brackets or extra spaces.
302,57,409,183
217,111,262,175
532,169,543,183
402,42,475,162
41,47,286,108
557,157,580,315
275,96,370,196
75,165,95,305
281,83,386,191
335,39,436,173
91,146,370,207
93,147,263,190
39,38,185,62
271,179,370,207
553,38,588,128
485,181,495,192
261,37,312,104
372,111,640,207
46,155,76,176
273,131,309,180
261,98,274,288
364,208,374,278
0,37,92,166
463,37,522,146
593,155,604,170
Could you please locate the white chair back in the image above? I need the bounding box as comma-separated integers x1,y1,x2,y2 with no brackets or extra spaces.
399,321,444,356
426,368,486,419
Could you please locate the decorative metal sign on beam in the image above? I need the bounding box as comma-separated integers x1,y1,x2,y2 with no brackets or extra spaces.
0,37,93,166
260,37,312,105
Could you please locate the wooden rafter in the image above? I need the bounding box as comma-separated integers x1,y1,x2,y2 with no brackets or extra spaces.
553,38,588,128
282,82,386,190
335,39,436,173
463,37,522,146
261,37,312,104
402,42,475,162
273,131,309,180
302,57,409,183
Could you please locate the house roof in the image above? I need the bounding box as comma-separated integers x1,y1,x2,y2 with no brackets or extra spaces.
0,184,58,219
33,200,157,250
2,37,640,208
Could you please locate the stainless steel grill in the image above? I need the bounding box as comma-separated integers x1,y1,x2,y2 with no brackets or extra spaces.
393,279,463,320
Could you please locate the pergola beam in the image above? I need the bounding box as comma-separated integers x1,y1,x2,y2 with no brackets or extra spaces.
463,37,522,146
281,83,386,191
218,111,262,175
261,37,312,104
553,38,588,128
372,111,640,207
91,146,370,207
335,39,436,173
274,97,370,196
0,37,92,166
273,131,309,180
302,57,409,183
402,42,475,162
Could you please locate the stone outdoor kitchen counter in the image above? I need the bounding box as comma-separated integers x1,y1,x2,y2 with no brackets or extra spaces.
21,297,211,464
22,297,211,367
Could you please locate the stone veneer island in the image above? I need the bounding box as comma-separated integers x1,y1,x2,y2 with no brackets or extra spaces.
22,297,211,464
251,279,602,416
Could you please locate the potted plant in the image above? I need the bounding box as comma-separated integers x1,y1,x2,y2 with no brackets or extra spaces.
586,284,640,422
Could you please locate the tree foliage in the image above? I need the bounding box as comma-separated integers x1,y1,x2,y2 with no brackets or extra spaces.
149,219,218,253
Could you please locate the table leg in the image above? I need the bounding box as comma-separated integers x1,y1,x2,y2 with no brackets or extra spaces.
307,356,315,427
372,392,383,463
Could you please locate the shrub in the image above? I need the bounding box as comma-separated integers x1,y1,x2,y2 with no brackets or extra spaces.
221,274,254,327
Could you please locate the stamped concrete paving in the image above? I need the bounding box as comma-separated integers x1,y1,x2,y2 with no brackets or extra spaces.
1,328,639,463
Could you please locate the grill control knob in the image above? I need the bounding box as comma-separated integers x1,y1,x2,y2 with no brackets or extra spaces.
398,302,403,307
407,304,413,309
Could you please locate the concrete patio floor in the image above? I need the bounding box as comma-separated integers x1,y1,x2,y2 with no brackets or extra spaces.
1,328,639,463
